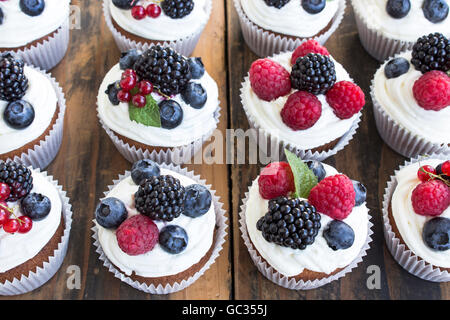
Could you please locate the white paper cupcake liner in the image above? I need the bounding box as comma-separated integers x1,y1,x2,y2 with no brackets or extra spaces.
91,163,228,294
233,0,346,57
1,65,67,170
103,0,212,57
239,186,373,290
0,167,73,296
382,153,450,282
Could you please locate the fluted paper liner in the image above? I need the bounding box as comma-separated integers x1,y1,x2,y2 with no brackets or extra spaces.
103,0,212,57
0,167,73,296
92,163,228,294
233,0,346,57
382,153,450,282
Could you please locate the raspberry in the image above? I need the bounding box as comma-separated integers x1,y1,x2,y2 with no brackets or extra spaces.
280,91,322,130
116,215,159,256
258,162,295,200
326,81,365,119
411,180,450,216
308,174,356,220
249,59,291,101
412,71,450,111
291,40,330,65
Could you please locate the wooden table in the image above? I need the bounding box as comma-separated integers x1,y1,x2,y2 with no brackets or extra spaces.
3,0,449,300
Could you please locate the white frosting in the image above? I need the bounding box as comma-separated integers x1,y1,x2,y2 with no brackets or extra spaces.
0,66,58,154
0,170,63,273
0,0,70,48
373,51,450,145
109,0,209,41
392,159,450,268
242,51,360,150
352,0,450,42
246,164,369,277
98,63,219,148
96,168,216,278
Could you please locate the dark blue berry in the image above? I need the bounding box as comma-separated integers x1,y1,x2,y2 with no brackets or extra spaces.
301,0,326,14
159,100,183,129
423,217,450,251
95,197,128,229
323,220,355,250
159,225,189,254
422,0,449,23
105,81,121,106
131,159,160,185
181,82,207,109
183,184,212,218
386,0,411,19
384,57,410,79
112,0,137,9
120,49,142,70
0,8,4,25
21,193,51,221
188,58,205,79
352,180,367,206
306,160,326,182
20,0,45,17
4,100,35,129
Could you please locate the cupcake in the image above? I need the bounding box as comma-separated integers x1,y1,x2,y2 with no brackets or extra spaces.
351,0,450,62
241,40,365,161
0,161,72,295
0,53,66,169
233,0,346,57
240,150,372,289
92,160,227,294
383,155,450,282
0,0,71,71
103,0,212,57
371,33,450,157
97,45,220,164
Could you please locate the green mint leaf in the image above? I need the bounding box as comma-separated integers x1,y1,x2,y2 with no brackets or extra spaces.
129,95,161,128
284,149,318,199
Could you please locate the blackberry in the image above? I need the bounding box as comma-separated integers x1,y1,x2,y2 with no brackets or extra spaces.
0,53,29,102
134,45,191,96
411,33,450,74
263,0,290,9
161,0,194,19
256,197,321,250
135,175,185,222
290,53,336,95
0,161,33,202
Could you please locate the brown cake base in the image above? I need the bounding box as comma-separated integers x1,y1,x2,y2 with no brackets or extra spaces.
112,19,175,46
0,28,60,53
310,137,340,154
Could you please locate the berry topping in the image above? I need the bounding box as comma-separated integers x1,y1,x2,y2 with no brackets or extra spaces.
0,162,33,202
422,0,449,23
418,165,437,182
181,82,208,109
352,180,367,206
411,180,450,216
412,71,450,111
301,0,326,14
291,53,336,95
306,160,326,182
411,33,450,74
256,197,321,250
21,193,51,221
386,0,411,18
147,4,162,18
159,225,189,254
119,74,137,92
112,0,137,10
323,220,355,251
131,159,161,185
308,174,356,220
0,53,29,102
326,81,365,119
384,57,410,79
291,40,330,65
437,161,450,181
131,5,147,20
158,99,183,129
105,81,121,105
4,100,35,129
138,80,153,95
135,175,185,221
119,49,142,70
0,183,10,202
258,162,295,200
131,93,146,108
422,217,450,251
280,91,322,130
0,201,9,226
249,58,291,102
116,215,159,256
95,197,128,229
184,184,212,218
263,0,290,9
20,0,45,17
18,216,32,234
117,90,132,103
3,218,19,234
161,0,194,19
188,57,205,79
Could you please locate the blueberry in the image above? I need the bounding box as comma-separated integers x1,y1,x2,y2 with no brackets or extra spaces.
323,220,355,251
352,180,367,206
384,57,410,79
386,0,411,19
306,160,326,182
159,100,183,129
4,100,35,129
20,0,45,17
184,184,212,218
188,57,205,79
422,217,450,251
423,0,449,23
301,0,326,14
120,49,142,70
112,0,137,10
131,159,160,185
159,225,189,254
21,193,51,221
105,81,121,106
181,82,208,109
95,197,128,229
0,8,4,25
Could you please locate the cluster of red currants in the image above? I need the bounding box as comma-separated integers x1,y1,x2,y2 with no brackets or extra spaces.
0,183,32,234
418,160,450,183
117,69,154,108
131,3,162,20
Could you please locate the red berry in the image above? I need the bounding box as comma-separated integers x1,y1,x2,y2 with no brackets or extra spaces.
146,4,161,18
308,174,356,220
132,94,147,108
326,81,365,119
131,5,147,20
122,69,137,79
0,183,10,202
18,216,32,234
258,162,295,200
116,215,159,256
413,71,450,111
138,80,153,95
417,165,436,182
0,201,9,226
120,76,137,92
117,90,132,103
3,219,20,234
249,58,291,102
291,40,330,65
411,180,450,216
281,91,322,130
441,161,450,176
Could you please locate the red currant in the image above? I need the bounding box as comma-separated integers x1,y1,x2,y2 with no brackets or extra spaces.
138,80,153,95
441,161,450,176
146,4,162,18
3,219,19,234
18,216,33,234
418,165,436,182
0,183,10,201
122,69,137,80
120,76,137,92
0,201,9,226
131,5,147,20
117,90,132,103
132,94,147,108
